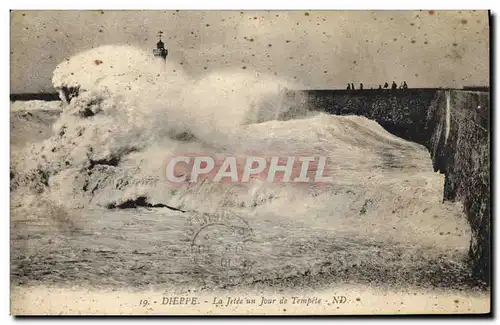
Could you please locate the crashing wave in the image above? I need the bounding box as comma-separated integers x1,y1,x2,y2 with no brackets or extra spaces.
10,44,470,252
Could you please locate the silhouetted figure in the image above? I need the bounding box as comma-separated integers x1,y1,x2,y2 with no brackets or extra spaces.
347,84,351,90
378,85,382,89
399,82,404,89
384,82,389,89
359,83,364,90
391,81,397,90
403,81,408,90
351,83,355,90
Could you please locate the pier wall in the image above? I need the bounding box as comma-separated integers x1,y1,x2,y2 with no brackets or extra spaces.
300,88,491,284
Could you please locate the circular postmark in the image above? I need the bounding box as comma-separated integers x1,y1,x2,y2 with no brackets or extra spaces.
188,210,255,277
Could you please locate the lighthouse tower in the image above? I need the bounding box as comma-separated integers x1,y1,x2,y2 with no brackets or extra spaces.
153,31,168,60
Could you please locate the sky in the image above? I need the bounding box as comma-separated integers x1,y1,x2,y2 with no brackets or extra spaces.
10,10,490,93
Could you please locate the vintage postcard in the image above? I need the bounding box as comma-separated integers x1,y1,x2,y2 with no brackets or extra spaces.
10,10,491,315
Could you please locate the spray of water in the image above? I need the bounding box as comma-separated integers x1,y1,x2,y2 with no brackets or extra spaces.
11,44,470,252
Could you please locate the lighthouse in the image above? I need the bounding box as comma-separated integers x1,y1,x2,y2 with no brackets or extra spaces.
153,31,168,60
